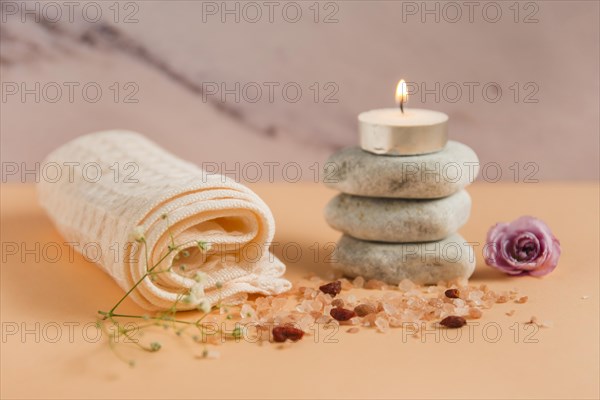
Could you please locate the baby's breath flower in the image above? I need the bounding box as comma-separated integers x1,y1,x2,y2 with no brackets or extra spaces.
197,241,212,252
191,282,205,297
128,226,145,243
194,271,209,283
150,342,161,352
231,326,242,339
184,282,206,304
202,348,220,359
197,300,211,314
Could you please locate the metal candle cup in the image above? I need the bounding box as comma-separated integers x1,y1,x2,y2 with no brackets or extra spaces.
359,108,448,156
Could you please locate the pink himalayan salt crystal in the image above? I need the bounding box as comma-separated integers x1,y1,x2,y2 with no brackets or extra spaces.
398,279,416,292
346,294,358,305
452,298,466,308
361,313,377,327
352,276,365,288
429,298,444,308
400,310,423,323
296,314,315,332
515,296,529,304
364,279,387,290
339,279,354,290
382,302,398,315
302,287,319,300
496,294,510,304
467,290,484,306
375,316,390,333
309,311,323,320
240,304,257,320
347,327,360,334
427,285,442,294
296,299,322,313
382,291,401,302
331,298,345,308
254,296,271,311
405,289,423,297
316,292,334,306
407,296,427,310
442,303,456,315
468,308,483,319
454,307,469,317
271,297,288,312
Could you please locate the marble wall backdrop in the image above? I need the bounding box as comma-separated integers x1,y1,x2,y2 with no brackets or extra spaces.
1,1,598,182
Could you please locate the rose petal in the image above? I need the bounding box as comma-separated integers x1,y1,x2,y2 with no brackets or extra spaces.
529,238,561,277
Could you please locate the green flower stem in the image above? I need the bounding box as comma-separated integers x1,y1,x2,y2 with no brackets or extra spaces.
100,239,199,318
97,219,224,363
105,312,197,325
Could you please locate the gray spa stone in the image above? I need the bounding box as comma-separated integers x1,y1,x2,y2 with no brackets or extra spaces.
325,190,471,243
323,141,479,199
334,233,475,285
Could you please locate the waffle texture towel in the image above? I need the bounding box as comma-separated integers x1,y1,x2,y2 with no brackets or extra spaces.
37,130,291,310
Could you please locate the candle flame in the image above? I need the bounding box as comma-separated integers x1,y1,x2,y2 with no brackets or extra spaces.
395,79,408,109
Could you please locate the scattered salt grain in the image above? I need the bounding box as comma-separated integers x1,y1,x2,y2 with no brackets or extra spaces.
352,276,365,288
398,279,416,292
339,279,354,291
515,296,528,304
331,298,345,308
496,295,509,304
240,304,257,320
364,279,387,290
468,308,483,319
354,303,376,317
375,316,390,333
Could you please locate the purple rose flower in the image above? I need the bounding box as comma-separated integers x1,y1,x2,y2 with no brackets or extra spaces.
484,216,561,277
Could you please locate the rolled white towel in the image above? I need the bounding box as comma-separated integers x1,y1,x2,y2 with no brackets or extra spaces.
37,130,291,311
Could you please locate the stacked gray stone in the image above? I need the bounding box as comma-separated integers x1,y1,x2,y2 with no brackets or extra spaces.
324,140,480,284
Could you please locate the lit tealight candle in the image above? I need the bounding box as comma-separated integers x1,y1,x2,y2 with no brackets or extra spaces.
359,79,448,156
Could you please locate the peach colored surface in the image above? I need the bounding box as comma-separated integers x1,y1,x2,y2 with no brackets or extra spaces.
1,182,599,399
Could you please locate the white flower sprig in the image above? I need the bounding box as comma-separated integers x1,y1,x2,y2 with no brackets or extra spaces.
97,215,239,365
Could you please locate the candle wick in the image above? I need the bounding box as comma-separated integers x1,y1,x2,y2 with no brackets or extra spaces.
400,101,404,114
